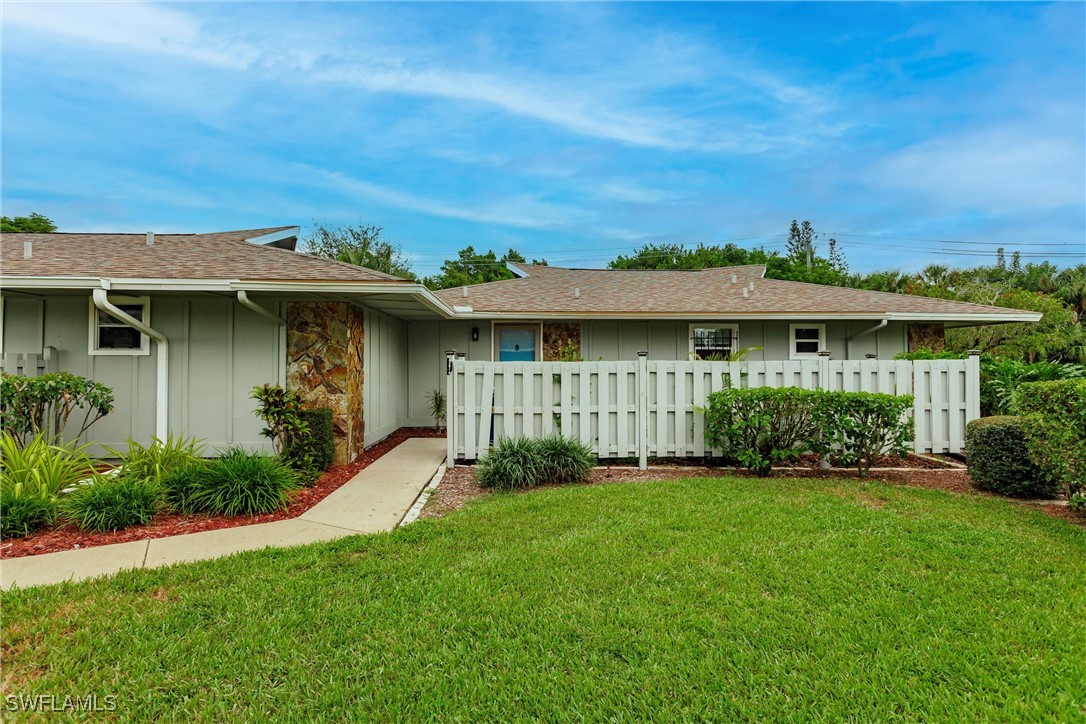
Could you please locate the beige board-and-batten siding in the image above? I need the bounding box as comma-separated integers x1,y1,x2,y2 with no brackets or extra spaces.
2,294,285,456
447,357,980,467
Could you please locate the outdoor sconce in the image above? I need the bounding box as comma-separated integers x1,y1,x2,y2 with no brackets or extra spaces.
471,326,479,342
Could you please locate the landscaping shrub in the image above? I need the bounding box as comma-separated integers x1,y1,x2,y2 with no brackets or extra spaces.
184,448,301,516
61,474,162,532
476,437,545,490
0,433,96,500
815,392,914,476
703,387,821,476
158,463,209,515
965,416,1054,498
535,434,595,484
981,358,1084,416
1014,379,1086,501
0,488,56,539
283,408,334,480
108,435,207,483
0,372,114,446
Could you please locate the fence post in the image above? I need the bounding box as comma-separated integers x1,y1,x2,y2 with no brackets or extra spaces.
445,350,457,468
966,350,981,423
637,350,648,470
817,349,831,390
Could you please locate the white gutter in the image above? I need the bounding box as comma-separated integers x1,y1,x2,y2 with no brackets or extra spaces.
845,319,888,360
92,287,169,439
236,290,285,326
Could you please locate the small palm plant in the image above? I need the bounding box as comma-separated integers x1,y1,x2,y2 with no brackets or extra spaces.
426,389,447,432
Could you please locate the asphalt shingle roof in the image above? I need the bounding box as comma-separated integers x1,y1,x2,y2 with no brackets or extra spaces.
1,228,407,283
434,263,1035,319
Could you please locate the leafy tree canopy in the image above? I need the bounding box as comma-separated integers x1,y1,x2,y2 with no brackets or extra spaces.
301,222,415,280
1,213,57,233
422,247,546,290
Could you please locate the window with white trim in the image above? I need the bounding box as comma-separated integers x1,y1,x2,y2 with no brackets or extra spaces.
89,296,150,355
789,323,825,359
689,323,739,360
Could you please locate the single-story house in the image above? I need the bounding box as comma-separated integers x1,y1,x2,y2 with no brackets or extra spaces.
0,227,1040,460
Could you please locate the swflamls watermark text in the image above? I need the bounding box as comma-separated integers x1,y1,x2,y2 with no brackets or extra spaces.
4,694,118,712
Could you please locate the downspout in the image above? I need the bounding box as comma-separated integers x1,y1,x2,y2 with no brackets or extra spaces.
92,287,169,439
845,319,888,360
237,290,286,326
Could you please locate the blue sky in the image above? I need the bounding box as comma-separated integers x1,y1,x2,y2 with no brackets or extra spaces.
3,2,1084,275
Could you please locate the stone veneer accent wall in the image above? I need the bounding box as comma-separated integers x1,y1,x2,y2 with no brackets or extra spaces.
286,302,365,464
543,323,582,361
907,323,945,353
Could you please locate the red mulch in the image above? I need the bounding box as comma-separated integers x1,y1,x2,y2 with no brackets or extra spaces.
423,462,1083,528
1,428,446,560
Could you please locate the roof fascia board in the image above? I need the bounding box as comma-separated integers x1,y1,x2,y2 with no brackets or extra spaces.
449,311,1041,323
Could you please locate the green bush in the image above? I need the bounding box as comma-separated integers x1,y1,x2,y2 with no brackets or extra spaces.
284,408,335,479
0,433,96,500
108,435,206,483
61,474,162,532
815,392,914,476
703,387,822,476
184,448,301,516
1014,379,1086,500
476,438,545,490
982,358,1084,416
535,435,595,484
0,488,56,538
158,462,209,515
965,416,1054,498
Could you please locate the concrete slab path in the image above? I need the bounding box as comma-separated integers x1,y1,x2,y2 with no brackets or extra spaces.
1,438,447,590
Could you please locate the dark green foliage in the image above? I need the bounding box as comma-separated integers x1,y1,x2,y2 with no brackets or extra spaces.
0,489,56,538
965,417,1054,498
475,438,545,490
61,474,162,532
252,384,324,480
422,246,547,290
703,387,822,476
981,358,1084,415
1,212,56,233
184,448,300,516
1,372,114,445
895,349,968,361
535,435,595,484
1014,379,1086,500
815,392,914,476
302,222,415,279
285,408,335,478
158,463,209,515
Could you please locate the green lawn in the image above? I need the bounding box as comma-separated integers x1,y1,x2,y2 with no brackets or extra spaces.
3,477,1084,721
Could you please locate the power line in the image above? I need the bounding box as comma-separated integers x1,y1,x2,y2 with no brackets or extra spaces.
828,232,1082,248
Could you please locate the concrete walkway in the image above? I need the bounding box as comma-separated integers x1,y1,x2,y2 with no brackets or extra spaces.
1,438,447,590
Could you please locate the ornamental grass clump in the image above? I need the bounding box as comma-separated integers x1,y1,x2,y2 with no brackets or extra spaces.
61,473,162,532
0,489,56,539
476,437,545,491
535,434,595,484
184,448,301,516
109,435,207,484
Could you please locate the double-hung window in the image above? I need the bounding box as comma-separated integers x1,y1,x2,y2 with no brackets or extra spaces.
789,323,825,360
89,296,151,355
689,323,739,360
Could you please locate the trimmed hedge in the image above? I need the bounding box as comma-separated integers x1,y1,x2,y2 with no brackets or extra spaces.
965,416,1054,498
286,408,335,476
1014,379,1086,505
815,392,914,476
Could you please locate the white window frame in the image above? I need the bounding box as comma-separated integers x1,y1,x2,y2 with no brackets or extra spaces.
789,323,826,360
89,295,151,356
688,323,739,360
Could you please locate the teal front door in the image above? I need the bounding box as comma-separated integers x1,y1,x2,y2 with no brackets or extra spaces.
497,326,538,361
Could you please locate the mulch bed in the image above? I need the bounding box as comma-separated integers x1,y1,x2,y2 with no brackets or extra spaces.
422,460,1083,528
1,428,446,560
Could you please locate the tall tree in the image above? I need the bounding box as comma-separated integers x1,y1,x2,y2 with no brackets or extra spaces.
1,212,57,233
609,242,767,270
422,247,546,290
301,222,415,279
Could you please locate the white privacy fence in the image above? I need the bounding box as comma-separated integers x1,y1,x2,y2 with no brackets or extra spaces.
446,355,980,468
